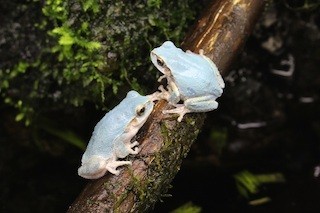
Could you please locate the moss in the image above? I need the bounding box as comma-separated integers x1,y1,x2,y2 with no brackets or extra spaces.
160,121,173,149
0,0,198,126
132,176,149,201
171,202,202,213
131,117,203,211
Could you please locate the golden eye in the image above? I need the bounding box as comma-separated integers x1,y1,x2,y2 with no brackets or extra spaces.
157,58,165,67
136,106,146,116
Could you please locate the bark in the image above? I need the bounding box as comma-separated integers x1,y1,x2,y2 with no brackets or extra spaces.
67,0,266,212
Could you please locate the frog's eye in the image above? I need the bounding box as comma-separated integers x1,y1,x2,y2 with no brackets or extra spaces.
157,58,165,67
136,105,146,116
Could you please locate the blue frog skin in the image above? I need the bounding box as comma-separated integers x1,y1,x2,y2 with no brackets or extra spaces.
150,41,225,122
78,91,154,179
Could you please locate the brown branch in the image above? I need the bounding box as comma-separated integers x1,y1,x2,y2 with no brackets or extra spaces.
183,0,266,73
67,0,266,212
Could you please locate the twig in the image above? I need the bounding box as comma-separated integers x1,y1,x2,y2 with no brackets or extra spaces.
68,0,266,212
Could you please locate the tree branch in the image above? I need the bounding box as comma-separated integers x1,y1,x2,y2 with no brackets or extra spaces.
67,0,266,212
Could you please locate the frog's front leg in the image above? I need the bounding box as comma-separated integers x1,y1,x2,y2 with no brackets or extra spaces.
157,74,167,82
150,82,180,104
163,95,218,122
114,138,137,158
167,79,180,104
149,85,170,101
125,141,140,155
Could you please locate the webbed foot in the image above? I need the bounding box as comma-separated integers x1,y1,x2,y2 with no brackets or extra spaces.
106,160,132,176
163,104,191,122
147,91,162,102
149,85,171,101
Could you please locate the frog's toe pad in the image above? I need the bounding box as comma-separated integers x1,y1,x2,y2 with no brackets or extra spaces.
163,106,191,122
106,160,132,175
130,147,140,155
125,141,140,155
130,141,139,148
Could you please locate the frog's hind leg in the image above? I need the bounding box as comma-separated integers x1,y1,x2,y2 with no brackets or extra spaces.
106,158,132,176
78,156,109,179
184,96,218,112
163,96,219,122
163,104,191,122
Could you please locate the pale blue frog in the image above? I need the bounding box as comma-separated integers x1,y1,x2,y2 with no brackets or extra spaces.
150,41,225,122
78,91,154,179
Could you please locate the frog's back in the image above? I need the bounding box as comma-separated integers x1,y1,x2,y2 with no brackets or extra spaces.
172,53,223,98
81,102,135,162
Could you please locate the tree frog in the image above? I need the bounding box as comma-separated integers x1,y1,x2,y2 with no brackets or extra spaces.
150,41,225,122
78,91,154,179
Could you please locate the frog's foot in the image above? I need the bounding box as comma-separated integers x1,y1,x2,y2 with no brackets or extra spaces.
157,75,167,82
147,85,170,102
106,160,132,176
163,105,191,122
157,85,171,101
148,91,162,102
126,141,140,155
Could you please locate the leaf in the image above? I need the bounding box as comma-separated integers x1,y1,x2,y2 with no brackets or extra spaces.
40,120,86,150
2,80,9,88
17,62,29,73
81,22,89,31
82,0,100,13
85,41,101,51
171,202,201,213
147,0,162,8
15,113,25,122
83,76,94,87
52,27,64,35
148,14,156,26
82,0,92,11
59,34,74,45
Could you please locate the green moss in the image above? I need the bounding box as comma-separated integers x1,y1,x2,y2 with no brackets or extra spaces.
160,122,173,148
103,116,205,211
132,176,149,201
171,202,202,213
0,0,198,127
82,0,100,13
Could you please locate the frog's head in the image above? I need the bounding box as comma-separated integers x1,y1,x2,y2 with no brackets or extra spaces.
125,91,154,129
150,41,184,76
